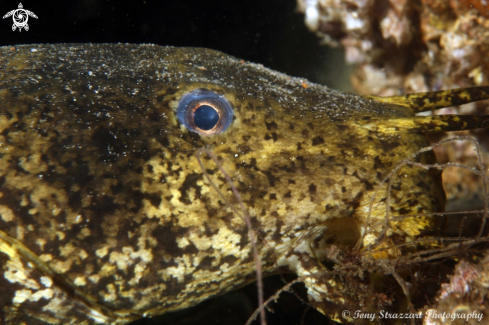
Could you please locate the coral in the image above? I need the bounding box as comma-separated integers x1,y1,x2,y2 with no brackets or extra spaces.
297,0,489,93
423,257,488,324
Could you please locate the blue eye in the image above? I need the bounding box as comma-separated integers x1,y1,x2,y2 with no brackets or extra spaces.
194,105,219,130
177,89,234,135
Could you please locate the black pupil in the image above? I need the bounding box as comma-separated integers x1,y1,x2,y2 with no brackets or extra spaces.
193,105,219,130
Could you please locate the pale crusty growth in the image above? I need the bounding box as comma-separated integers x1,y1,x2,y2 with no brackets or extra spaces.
0,44,446,324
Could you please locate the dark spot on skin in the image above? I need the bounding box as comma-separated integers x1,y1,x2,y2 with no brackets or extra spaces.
374,156,382,169
13,121,26,130
295,156,308,171
363,180,374,191
288,179,296,184
68,191,82,210
301,129,309,137
152,224,198,258
242,135,251,142
417,180,431,192
147,165,154,173
166,161,173,170
204,168,216,175
196,256,215,271
178,173,203,205
269,193,277,200
297,142,302,150
222,254,239,267
311,136,325,146
325,204,335,211
399,207,410,215
284,191,292,198
309,184,317,195
94,194,121,214
271,132,278,142
160,273,195,297
341,187,346,193
265,120,278,131
263,170,278,187
60,156,95,195
271,219,285,242
91,125,150,163
288,124,294,130
0,253,19,315
380,139,401,150
343,191,363,217
204,222,217,237
277,164,296,173
0,191,36,236
147,109,162,122
391,183,402,192
145,192,162,208
170,167,183,178
236,226,250,250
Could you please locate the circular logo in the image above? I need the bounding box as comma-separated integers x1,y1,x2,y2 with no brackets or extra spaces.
2,3,38,32
13,10,28,27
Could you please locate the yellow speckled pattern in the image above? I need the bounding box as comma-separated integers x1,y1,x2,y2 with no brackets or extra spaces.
0,44,487,324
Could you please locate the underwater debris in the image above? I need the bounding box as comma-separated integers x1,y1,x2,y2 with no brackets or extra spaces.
424,256,488,325
297,0,489,94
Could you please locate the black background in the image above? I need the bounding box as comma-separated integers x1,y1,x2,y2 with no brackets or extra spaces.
0,0,345,324
0,0,349,89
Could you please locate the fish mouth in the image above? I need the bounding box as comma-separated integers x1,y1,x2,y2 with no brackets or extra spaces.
309,217,363,262
277,217,363,260
274,217,363,275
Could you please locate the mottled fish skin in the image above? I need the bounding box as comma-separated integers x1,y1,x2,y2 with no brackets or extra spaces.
0,44,447,324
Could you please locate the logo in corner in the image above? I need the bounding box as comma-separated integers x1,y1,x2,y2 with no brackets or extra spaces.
3,3,38,32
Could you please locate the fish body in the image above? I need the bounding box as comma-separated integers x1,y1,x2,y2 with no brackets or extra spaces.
0,44,487,324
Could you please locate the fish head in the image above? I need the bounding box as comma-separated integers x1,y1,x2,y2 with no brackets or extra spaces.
2,44,485,324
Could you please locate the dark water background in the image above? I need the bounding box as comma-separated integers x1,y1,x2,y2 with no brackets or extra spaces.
0,0,348,324
0,0,350,90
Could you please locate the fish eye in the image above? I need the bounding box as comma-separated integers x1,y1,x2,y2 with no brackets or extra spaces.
177,89,234,135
